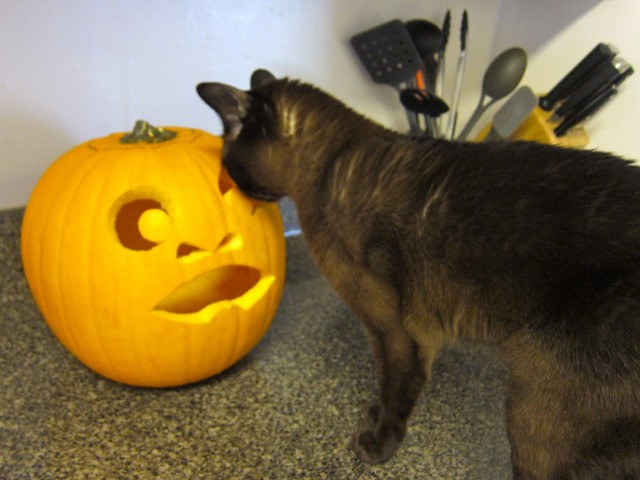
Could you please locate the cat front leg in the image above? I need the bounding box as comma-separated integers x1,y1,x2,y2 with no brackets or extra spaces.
316,253,431,464
351,324,428,464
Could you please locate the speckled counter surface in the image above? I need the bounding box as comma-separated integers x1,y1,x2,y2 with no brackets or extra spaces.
1,208,512,480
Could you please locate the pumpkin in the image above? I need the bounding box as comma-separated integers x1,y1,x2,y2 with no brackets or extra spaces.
21,121,285,387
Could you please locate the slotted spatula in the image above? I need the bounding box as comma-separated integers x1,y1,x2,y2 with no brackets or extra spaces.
351,20,423,134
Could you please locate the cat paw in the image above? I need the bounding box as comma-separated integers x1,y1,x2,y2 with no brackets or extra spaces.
351,401,404,464
351,428,401,464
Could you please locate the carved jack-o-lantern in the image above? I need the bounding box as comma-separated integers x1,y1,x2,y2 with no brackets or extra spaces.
21,122,285,387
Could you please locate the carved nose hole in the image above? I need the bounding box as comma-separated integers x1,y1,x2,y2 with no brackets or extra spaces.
177,243,201,257
177,243,211,264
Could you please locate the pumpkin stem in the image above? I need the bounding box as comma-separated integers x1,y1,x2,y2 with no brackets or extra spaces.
120,120,177,144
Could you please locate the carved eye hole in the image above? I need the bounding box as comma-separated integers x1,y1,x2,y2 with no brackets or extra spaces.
115,199,172,251
218,168,235,195
219,167,262,216
215,232,243,253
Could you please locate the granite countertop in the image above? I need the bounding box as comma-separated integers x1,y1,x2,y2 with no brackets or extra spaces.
1,208,512,479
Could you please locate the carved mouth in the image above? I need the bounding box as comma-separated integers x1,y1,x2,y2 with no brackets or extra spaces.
153,265,275,324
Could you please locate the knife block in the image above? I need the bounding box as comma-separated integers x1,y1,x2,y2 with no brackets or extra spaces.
475,107,589,148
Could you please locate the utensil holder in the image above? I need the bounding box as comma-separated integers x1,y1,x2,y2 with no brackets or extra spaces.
475,106,589,148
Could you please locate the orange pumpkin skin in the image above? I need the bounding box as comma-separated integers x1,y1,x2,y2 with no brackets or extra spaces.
21,126,285,387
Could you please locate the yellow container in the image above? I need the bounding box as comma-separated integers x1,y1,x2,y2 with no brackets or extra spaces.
476,106,589,148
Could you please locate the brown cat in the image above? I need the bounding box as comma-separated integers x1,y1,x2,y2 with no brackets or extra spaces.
196,69,640,479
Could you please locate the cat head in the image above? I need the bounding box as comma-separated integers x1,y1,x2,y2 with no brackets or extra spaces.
196,69,290,202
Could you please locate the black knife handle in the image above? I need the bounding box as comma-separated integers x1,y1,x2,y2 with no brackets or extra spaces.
554,88,617,137
539,43,617,111
558,65,634,121
554,59,630,119
554,64,633,136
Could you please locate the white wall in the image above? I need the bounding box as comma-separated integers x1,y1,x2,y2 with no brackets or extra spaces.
450,0,640,150
1,0,637,210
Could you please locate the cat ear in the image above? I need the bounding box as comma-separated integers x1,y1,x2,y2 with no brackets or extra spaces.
196,82,250,140
250,69,277,89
